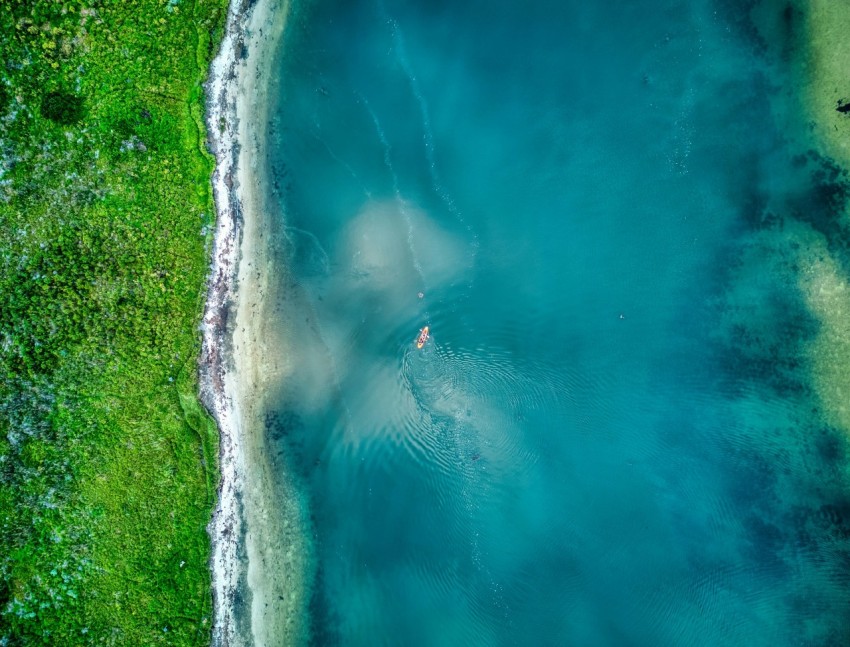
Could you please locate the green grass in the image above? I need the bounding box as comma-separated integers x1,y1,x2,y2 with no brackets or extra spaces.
0,0,228,643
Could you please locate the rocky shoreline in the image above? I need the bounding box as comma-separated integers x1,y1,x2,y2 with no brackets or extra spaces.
199,0,251,641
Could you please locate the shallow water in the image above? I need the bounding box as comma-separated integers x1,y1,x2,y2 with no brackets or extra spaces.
263,0,850,644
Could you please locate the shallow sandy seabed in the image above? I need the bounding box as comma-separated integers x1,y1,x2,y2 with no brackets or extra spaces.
201,0,312,645
791,2,850,437
751,0,850,438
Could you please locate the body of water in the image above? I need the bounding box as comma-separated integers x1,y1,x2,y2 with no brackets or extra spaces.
260,0,850,643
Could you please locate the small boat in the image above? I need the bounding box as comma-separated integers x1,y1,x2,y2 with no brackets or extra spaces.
416,326,429,349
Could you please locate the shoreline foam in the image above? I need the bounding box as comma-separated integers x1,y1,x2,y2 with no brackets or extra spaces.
200,0,309,644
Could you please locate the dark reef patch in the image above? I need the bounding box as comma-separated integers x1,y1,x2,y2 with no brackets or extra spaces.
715,281,817,399
730,146,850,248
812,501,850,540
265,408,309,468
710,0,802,61
711,0,766,54
724,445,779,509
307,565,341,647
264,406,330,482
742,513,788,571
787,151,850,244
265,408,304,443
813,427,847,465
736,151,772,230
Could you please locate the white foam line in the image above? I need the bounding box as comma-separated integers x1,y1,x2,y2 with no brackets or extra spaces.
377,4,480,275
309,129,372,198
380,6,468,224
360,93,427,285
360,92,401,195
283,225,332,275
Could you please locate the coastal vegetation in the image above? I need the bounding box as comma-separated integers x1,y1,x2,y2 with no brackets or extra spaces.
0,0,227,644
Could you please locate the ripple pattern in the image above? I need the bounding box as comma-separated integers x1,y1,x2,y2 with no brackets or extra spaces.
266,0,850,644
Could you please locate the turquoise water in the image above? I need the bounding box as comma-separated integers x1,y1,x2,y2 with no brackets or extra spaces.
264,0,850,644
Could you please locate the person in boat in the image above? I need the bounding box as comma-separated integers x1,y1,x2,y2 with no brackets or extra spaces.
416,326,429,348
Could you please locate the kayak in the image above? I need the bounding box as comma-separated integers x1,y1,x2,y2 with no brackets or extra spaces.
416,326,429,349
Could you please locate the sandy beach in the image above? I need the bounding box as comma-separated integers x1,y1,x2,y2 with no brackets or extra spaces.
200,0,311,645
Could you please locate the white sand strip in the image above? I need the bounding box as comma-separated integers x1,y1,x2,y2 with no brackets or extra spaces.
200,0,310,645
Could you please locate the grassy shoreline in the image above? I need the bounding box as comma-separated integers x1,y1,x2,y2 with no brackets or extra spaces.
0,1,227,644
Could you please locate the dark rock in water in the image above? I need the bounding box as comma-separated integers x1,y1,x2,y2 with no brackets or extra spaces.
745,513,785,553
782,3,795,27
815,428,847,465
791,153,808,168
235,38,248,61
265,408,304,442
308,565,342,646
788,151,850,243
837,100,850,114
815,500,850,540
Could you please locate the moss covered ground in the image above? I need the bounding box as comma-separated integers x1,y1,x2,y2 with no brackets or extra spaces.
0,1,227,644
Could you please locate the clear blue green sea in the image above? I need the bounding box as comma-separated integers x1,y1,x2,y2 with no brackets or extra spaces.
260,0,850,643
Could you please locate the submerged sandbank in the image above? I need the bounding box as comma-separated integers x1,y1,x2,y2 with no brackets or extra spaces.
201,0,312,644
794,3,850,435
746,0,850,438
